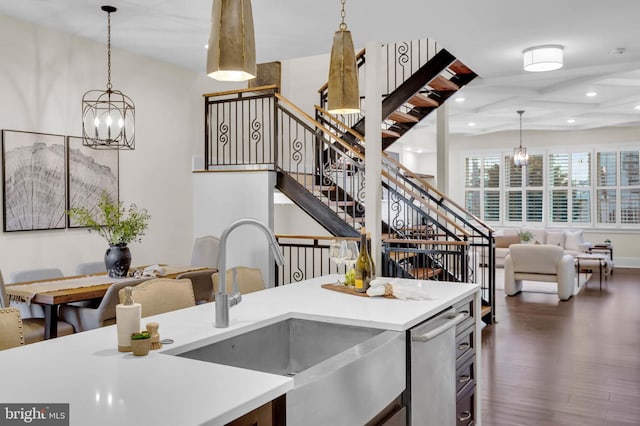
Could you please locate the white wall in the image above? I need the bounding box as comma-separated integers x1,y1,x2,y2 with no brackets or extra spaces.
193,171,276,285
0,14,228,277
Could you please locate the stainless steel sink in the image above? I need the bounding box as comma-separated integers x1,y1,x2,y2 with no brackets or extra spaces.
176,318,406,426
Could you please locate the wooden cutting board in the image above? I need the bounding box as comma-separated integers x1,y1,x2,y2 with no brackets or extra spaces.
321,283,395,299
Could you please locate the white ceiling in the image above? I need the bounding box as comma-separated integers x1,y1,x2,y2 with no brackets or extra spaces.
1,0,640,136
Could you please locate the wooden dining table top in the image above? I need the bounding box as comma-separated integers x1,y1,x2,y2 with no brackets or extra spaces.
7,265,211,306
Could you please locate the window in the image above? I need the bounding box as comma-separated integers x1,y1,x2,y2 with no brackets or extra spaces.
549,152,591,225
464,147,638,228
464,156,500,222
504,154,543,223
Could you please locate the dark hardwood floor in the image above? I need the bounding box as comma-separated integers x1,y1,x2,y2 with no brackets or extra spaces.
481,267,640,425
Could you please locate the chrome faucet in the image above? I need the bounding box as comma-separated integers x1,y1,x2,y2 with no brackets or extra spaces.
215,218,285,328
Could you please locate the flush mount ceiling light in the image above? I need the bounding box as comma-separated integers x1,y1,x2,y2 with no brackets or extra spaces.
523,45,564,72
82,6,135,150
327,0,359,115
513,110,529,167
207,0,256,81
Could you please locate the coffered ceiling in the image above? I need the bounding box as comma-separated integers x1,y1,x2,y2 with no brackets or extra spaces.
1,0,640,136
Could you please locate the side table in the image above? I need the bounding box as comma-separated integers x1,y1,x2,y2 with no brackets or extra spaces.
575,254,612,290
588,244,614,275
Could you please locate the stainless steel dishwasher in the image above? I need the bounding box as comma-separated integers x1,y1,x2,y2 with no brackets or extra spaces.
408,308,466,425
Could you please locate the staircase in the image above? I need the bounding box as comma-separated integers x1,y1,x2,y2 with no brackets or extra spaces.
317,40,477,152
202,39,495,324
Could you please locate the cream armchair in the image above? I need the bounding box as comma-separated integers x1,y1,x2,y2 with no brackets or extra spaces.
504,244,576,301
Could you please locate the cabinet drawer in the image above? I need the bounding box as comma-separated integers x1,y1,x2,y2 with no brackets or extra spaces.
456,352,475,396
456,384,475,426
455,325,474,362
454,297,474,333
453,297,474,319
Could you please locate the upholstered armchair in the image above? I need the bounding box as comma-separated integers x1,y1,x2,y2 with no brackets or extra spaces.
504,244,576,301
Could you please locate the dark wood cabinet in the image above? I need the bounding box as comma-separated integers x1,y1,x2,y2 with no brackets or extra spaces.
226,395,286,426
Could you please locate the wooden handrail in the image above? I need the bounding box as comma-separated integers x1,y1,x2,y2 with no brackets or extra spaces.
275,93,365,161
382,238,469,246
382,170,471,237
317,48,366,93
202,84,279,98
382,152,494,233
315,105,365,142
275,234,358,241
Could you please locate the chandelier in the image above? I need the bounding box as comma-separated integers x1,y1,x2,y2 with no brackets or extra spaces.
513,110,529,167
82,6,135,150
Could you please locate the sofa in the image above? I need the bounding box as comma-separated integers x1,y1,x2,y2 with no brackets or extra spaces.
504,244,577,301
485,228,592,267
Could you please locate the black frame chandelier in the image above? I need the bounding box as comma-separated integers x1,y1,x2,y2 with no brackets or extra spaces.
82,5,135,150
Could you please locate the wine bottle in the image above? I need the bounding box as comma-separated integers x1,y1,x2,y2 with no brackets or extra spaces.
367,233,376,280
355,228,372,293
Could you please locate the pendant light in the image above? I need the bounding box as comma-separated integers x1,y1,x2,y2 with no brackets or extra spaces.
513,110,529,167
207,0,256,81
327,0,359,115
82,6,135,150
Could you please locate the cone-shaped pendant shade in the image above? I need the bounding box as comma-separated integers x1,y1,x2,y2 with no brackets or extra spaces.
327,28,359,114
207,0,256,81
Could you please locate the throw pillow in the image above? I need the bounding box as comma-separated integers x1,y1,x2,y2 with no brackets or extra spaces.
564,230,584,251
546,230,566,248
495,235,520,248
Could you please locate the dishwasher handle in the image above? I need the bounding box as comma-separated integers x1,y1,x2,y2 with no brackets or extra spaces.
411,312,466,342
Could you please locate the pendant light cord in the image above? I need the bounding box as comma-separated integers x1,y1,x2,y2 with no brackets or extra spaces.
106,10,112,90
339,0,347,30
518,110,524,148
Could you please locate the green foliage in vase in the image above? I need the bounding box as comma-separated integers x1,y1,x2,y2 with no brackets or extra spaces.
518,230,535,242
66,192,151,245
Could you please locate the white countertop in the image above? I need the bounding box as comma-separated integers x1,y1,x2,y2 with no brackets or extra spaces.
0,275,479,426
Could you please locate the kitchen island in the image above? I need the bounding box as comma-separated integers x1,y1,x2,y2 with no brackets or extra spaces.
0,275,480,425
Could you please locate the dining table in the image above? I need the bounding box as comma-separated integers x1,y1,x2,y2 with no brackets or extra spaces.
5,265,206,339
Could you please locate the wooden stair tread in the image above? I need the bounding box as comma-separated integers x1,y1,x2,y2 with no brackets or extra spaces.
409,267,443,279
389,110,419,124
382,129,402,139
428,75,459,92
328,200,356,207
408,93,439,108
449,60,473,75
481,305,492,319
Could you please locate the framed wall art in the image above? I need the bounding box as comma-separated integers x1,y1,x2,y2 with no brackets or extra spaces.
66,136,119,228
2,130,67,231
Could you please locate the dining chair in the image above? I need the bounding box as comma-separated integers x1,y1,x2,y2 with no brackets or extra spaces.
212,266,266,297
76,261,107,276
119,278,196,318
0,307,24,350
175,269,217,304
8,268,64,284
6,268,64,319
59,278,147,332
190,235,220,269
0,270,74,344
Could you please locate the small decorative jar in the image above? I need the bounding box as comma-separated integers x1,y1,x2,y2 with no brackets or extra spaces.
130,331,151,356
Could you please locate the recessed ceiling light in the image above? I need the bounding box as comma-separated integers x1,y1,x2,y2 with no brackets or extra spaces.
455,97,465,102
416,149,424,154
635,105,640,110
585,91,597,97
205,44,209,49
468,122,476,127
567,119,576,124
